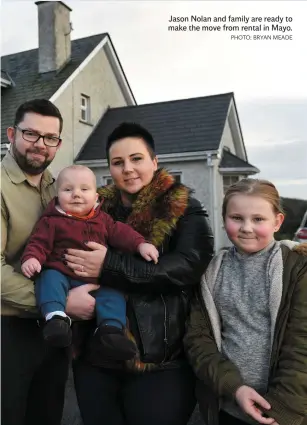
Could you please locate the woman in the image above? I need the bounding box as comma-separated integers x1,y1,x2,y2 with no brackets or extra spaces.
64,122,214,425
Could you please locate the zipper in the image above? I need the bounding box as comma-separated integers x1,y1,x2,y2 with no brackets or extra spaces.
132,296,168,361
181,290,189,319
130,298,148,357
161,294,168,362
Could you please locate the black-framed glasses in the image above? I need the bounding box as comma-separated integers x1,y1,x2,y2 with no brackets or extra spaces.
15,125,62,147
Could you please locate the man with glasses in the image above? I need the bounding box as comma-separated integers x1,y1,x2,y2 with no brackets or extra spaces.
1,99,98,425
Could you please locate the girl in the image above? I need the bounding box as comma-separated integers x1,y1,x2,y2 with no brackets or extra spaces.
184,178,307,425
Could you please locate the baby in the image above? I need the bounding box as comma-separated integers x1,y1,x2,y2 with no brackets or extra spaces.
21,165,159,360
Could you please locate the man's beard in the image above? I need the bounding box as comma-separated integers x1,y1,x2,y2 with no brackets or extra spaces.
12,143,52,175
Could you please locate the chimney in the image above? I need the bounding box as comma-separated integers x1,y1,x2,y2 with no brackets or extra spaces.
35,1,73,73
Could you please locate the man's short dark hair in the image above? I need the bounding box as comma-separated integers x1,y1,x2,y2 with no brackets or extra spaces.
14,99,63,134
106,122,155,162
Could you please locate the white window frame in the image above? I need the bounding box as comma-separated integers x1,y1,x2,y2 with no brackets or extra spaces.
170,171,183,183
223,175,240,194
80,94,90,123
103,176,113,186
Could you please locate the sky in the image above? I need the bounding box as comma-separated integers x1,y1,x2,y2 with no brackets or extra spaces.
1,0,307,200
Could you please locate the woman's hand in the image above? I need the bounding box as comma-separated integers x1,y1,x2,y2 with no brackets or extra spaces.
64,242,107,278
66,284,100,320
235,386,275,424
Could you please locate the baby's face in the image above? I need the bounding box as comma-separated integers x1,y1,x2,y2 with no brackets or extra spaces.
57,169,98,216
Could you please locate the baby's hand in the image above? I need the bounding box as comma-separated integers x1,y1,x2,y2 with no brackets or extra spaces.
138,243,159,264
21,258,42,278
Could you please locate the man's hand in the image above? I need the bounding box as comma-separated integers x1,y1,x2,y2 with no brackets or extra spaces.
138,243,159,264
66,284,100,320
235,386,275,424
21,258,41,278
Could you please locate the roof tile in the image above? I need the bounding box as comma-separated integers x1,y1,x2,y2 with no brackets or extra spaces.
219,149,259,172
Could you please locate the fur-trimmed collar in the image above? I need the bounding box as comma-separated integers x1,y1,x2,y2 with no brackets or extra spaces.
97,168,191,247
294,243,307,256
281,240,307,256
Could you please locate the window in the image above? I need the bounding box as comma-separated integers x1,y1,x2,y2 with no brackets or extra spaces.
223,175,240,194
80,94,90,122
170,172,182,183
103,176,113,186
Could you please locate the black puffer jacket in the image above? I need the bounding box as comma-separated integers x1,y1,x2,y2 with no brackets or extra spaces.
96,171,214,370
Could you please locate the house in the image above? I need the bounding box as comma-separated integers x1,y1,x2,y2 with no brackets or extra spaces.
1,1,136,174
76,93,260,251
1,1,259,253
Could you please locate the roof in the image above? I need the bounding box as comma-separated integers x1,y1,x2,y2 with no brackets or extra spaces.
76,92,233,161
35,1,72,12
219,149,259,173
1,70,13,87
1,33,107,142
1,70,11,80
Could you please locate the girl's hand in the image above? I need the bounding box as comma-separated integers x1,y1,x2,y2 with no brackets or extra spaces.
64,242,107,278
235,386,275,424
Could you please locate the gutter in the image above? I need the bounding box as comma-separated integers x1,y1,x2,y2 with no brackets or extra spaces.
75,150,222,167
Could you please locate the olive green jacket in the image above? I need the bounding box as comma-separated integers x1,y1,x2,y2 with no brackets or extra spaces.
184,242,307,425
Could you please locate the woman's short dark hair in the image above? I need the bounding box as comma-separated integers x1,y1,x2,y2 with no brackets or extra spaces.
14,99,63,134
106,122,155,162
